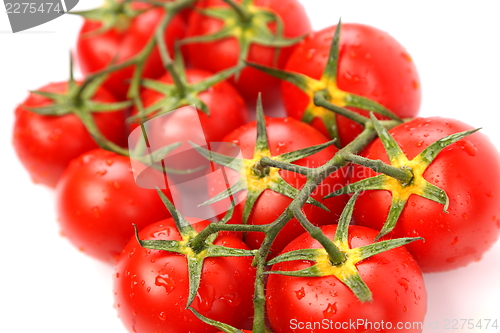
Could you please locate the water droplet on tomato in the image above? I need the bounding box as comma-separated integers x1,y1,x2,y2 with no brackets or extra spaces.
221,293,242,307
96,170,107,176
92,206,100,218
106,159,114,166
398,278,409,291
403,306,408,312
155,274,176,293
158,312,167,321
196,284,216,311
323,302,337,318
456,140,477,156
295,287,306,300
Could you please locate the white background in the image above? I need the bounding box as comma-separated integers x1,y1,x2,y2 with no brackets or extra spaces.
1,1,500,332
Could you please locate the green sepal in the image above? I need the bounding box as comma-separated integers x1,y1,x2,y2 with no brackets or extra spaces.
189,142,245,173
70,0,142,38
324,175,388,199
180,0,304,62
356,237,423,261
321,18,341,85
267,248,320,265
341,271,372,302
156,188,197,237
188,307,246,333
186,256,204,307
275,139,337,163
370,113,406,163
241,187,265,224
376,196,405,239
133,224,186,254
254,94,270,154
334,191,359,244
417,128,481,166
345,94,401,121
268,177,328,211
245,61,314,92
199,179,247,207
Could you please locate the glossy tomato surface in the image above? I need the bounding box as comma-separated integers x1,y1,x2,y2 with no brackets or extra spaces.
130,68,249,142
282,23,421,145
130,68,249,182
351,117,500,272
12,82,127,188
114,218,255,333
209,117,349,255
267,225,427,333
77,2,186,99
56,149,174,263
185,0,311,105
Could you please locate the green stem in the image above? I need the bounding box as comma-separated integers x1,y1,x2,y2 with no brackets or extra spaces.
291,206,346,265
314,91,368,125
155,15,187,95
221,0,251,23
257,156,312,177
343,153,413,184
251,118,403,332
74,109,130,156
190,223,269,252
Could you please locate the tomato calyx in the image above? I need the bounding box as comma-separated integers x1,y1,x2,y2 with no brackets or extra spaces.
268,193,421,302
189,307,249,333
128,48,243,125
134,189,256,308
71,0,143,36
181,0,304,64
247,20,402,146
27,56,131,155
191,95,335,224
326,114,480,239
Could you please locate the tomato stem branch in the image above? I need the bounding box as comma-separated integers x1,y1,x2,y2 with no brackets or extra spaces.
291,206,346,264
343,153,414,184
190,223,269,252
314,91,369,125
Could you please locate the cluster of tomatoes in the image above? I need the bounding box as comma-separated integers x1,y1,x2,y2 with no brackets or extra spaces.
11,0,500,332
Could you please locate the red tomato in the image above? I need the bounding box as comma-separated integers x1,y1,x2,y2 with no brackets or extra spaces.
351,117,500,272
130,68,249,182
12,82,127,188
130,68,249,141
56,149,174,263
114,218,255,333
208,117,349,255
267,225,427,333
185,0,311,105
282,23,421,145
77,2,186,100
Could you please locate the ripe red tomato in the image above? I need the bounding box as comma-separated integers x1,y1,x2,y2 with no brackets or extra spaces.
130,67,249,184
351,117,500,272
208,117,349,255
185,0,311,105
56,149,174,263
282,23,421,145
130,68,249,142
12,82,127,188
267,225,427,333
77,2,186,99
114,218,255,333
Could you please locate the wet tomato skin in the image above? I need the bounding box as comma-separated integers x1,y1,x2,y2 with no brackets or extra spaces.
351,117,500,272
56,149,174,263
267,225,427,333
12,82,127,188
114,218,256,333
282,23,421,145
